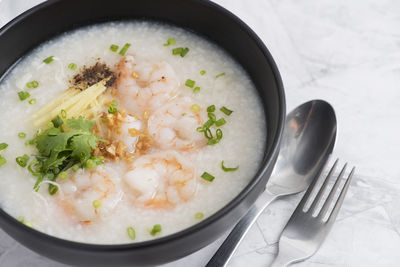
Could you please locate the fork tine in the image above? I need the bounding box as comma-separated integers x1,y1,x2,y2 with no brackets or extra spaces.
326,167,355,222
318,163,347,218
296,156,332,210
307,159,339,214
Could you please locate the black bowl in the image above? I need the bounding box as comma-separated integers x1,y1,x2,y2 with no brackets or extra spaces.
0,0,285,266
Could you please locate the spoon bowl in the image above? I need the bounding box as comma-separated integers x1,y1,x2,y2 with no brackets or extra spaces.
206,100,337,267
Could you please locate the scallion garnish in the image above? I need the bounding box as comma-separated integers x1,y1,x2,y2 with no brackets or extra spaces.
108,104,117,114
150,224,162,236
28,161,41,176
28,99,36,105
25,139,34,146
43,56,54,64
208,113,216,121
193,86,200,93
207,105,215,112
68,63,77,70
204,128,213,139
208,129,223,145
51,116,63,128
215,72,226,78
93,200,102,209
0,143,8,151
86,159,95,169
172,47,189,57
194,212,204,219
203,119,214,129
220,106,233,116
119,43,131,56
48,182,58,195
215,118,226,127
0,155,6,167
16,154,29,167
127,227,136,240
18,132,26,138
180,47,189,57
201,172,215,182
200,70,206,75
110,44,119,52
26,81,39,88
163,38,176,46
221,161,239,172
190,104,200,112
18,91,30,101
185,79,195,88
72,165,80,172
58,171,69,180
61,109,67,119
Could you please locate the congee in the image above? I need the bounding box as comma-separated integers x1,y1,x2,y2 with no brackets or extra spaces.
0,21,266,244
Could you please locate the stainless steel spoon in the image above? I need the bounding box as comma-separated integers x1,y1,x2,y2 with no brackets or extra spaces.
206,100,337,267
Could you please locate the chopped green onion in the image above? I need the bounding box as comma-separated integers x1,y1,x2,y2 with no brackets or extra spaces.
0,143,8,151
127,227,136,240
26,81,39,88
185,79,195,88
111,99,118,107
215,118,226,127
204,128,213,139
48,183,58,195
108,105,117,114
18,91,30,101
28,99,36,105
110,44,119,52
72,165,80,172
68,63,77,70
163,38,176,46
216,128,223,139
208,113,216,121
0,155,6,167
16,154,29,167
18,132,26,138
215,72,226,78
28,161,41,176
25,139,34,146
193,86,200,93
47,121,54,129
180,47,189,57
196,127,204,132
93,200,102,209
221,161,239,172
208,129,223,145
172,47,183,55
200,70,206,75
150,224,162,236
194,212,204,219
207,105,215,112
119,43,131,56
43,56,54,64
61,109,67,119
203,119,214,129
201,172,215,182
190,104,200,112
33,175,44,191
58,171,69,180
86,159,95,169
51,116,63,128
220,106,233,116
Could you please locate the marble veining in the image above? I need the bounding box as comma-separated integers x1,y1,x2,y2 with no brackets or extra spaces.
0,0,400,266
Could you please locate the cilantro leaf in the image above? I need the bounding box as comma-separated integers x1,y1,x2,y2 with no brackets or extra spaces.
66,116,95,132
70,134,98,162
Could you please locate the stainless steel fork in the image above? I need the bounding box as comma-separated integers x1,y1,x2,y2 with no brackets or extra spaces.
270,159,355,267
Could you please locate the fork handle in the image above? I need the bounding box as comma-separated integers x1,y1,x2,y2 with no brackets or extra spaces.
206,190,278,267
269,251,298,267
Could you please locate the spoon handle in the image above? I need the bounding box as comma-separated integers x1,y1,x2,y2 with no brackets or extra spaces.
206,190,278,267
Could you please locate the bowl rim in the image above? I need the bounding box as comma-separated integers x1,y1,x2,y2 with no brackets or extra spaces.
0,0,285,251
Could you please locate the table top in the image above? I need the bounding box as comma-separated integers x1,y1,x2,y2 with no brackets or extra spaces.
1,0,400,266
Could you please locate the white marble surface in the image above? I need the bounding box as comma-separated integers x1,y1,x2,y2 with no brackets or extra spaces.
1,0,400,266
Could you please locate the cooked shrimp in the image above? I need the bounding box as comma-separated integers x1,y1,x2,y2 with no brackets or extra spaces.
124,151,197,208
56,165,123,224
115,55,179,114
147,97,207,151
